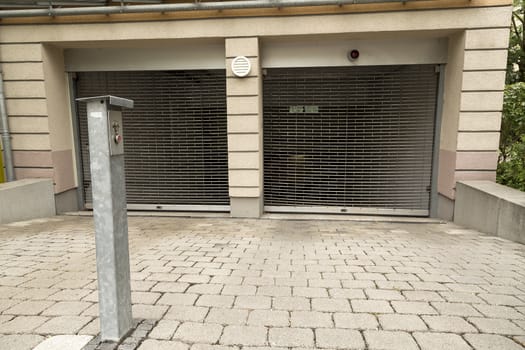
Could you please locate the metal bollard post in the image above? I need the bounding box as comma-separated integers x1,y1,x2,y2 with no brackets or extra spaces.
76,95,133,341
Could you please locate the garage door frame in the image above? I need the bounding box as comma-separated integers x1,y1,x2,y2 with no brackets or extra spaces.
429,64,445,218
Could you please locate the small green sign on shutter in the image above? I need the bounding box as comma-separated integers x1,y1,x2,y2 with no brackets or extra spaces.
304,106,319,113
289,105,319,113
289,105,304,113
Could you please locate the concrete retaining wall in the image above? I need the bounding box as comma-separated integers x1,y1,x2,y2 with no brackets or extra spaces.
454,180,525,244
0,178,56,224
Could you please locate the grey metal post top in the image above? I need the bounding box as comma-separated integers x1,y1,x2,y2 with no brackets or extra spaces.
76,95,134,109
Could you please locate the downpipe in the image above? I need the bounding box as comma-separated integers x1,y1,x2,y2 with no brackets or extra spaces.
0,68,15,182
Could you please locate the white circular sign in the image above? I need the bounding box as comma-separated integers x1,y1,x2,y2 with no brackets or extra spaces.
231,56,251,78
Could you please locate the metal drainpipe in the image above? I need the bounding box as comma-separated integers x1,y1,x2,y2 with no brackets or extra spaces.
0,67,15,182
0,0,426,18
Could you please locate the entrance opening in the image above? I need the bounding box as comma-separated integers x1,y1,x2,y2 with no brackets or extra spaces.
75,70,229,211
263,65,439,216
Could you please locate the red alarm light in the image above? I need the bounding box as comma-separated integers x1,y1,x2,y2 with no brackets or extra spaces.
348,49,360,60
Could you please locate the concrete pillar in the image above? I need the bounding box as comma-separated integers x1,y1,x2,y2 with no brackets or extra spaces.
436,31,465,220
77,95,133,342
455,28,509,183
225,37,263,218
437,26,511,220
42,45,77,196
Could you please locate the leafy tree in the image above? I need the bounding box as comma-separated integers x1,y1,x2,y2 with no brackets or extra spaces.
507,0,524,84
498,84,525,190
497,0,525,191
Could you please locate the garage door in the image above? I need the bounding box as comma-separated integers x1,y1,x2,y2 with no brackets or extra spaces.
76,70,229,211
263,65,439,216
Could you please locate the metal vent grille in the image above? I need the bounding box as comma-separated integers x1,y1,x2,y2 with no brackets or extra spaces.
76,70,229,209
263,65,438,216
231,56,251,77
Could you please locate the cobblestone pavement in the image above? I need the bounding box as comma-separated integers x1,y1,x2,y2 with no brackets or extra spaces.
0,215,524,350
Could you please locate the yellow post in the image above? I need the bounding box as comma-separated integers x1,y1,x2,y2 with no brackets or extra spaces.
0,144,5,183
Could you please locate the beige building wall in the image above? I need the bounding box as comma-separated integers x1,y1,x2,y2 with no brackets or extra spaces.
0,43,54,182
0,3,512,218
42,45,77,195
456,28,509,184
436,26,509,219
0,43,76,201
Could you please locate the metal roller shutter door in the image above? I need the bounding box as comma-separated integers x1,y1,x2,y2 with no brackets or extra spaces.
76,70,229,210
263,65,438,216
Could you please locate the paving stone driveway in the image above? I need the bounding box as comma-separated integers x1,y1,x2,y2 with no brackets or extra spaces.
0,215,524,350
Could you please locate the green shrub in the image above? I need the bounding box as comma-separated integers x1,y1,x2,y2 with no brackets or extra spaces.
497,83,525,191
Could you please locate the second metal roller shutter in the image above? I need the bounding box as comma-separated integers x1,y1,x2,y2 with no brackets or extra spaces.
263,65,438,216
76,70,229,210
